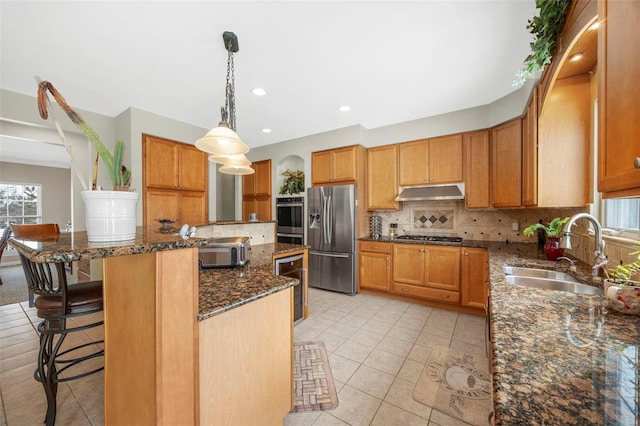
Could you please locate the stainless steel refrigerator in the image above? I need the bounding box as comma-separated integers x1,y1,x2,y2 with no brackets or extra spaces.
307,185,357,295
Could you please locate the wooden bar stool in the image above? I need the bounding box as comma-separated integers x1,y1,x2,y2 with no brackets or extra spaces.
10,224,104,426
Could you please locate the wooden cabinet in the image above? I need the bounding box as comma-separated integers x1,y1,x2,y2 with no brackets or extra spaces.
144,135,207,192
311,145,366,185
490,119,522,208
522,88,538,207
461,247,488,309
358,241,392,291
392,244,460,304
598,0,640,197
398,134,463,186
143,134,208,227
463,130,490,209
242,159,272,221
367,145,398,210
538,75,591,207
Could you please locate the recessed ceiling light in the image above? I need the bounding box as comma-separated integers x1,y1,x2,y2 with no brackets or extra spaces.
588,21,600,31
569,52,584,62
339,105,351,112
262,128,272,133
252,88,266,96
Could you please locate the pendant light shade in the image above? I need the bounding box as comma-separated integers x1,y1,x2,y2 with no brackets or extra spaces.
196,123,249,155
219,164,255,175
197,31,252,173
208,153,251,166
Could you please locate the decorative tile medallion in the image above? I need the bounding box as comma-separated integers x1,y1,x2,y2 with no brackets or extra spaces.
412,209,454,230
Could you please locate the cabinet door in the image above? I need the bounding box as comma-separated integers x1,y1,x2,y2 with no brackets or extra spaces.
429,134,463,183
253,159,272,196
392,244,425,286
255,196,272,222
367,145,398,210
463,131,490,209
491,119,522,208
242,198,256,222
359,251,391,291
242,173,256,197
144,135,179,189
398,140,429,186
180,191,208,226
332,146,357,183
178,144,207,191
145,189,181,226
522,88,538,207
461,248,488,310
311,151,334,184
424,246,460,292
598,0,640,196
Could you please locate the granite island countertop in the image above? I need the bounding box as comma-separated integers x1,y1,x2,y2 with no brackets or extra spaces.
485,242,639,425
198,242,307,320
9,229,305,324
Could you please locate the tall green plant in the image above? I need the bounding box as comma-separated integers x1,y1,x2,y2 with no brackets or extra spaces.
515,0,572,86
37,80,132,190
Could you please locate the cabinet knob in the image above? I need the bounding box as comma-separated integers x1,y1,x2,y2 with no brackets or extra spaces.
467,201,471,205
635,157,640,169
386,257,389,261
464,252,469,256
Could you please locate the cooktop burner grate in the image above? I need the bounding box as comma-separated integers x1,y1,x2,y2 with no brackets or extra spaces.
395,235,463,244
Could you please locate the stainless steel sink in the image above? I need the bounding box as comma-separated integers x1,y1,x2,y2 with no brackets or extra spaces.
503,266,580,283
504,275,603,295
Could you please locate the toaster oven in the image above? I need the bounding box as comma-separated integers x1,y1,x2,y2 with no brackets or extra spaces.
198,237,251,268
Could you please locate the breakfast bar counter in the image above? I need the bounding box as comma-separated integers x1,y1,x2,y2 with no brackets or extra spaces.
485,242,639,425
9,228,303,425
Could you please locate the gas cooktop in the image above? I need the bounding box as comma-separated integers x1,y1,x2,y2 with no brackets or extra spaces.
395,235,463,245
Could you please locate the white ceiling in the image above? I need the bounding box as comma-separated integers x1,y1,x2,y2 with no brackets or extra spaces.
0,0,536,167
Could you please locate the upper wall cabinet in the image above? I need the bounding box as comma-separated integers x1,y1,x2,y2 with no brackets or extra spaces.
242,159,272,221
398,134,463,186
463,130,491,209
521,88,538,207
598,0,640,197
311,145,366,186
490,119,522,208
144,135,207,192
367,145,398,210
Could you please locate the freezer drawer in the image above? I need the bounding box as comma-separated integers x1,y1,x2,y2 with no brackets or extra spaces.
308,250,356,295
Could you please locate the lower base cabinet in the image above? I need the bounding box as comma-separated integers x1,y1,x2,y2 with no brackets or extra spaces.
357,241,488,314
358,241,392,291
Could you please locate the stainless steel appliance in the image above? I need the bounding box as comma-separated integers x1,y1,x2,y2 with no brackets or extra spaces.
275,253,305,323
198,237,251,268
307,185,357,295
395,235,463,245
276,196,304,244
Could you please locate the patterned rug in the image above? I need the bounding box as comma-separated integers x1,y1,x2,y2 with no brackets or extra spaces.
413,346,492,426
291,341,338,412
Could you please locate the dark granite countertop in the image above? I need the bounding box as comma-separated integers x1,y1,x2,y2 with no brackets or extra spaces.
8,227,207,263
10,230,305,323
486,242,639,425
198,243,307,321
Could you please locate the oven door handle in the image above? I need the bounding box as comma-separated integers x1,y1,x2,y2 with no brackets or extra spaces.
277,233,304,238
277,203,304,208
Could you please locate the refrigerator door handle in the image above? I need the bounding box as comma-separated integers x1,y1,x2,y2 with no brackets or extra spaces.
326,195,332,245
310,250,350,258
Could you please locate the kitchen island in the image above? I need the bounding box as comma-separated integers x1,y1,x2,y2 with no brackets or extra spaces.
9,228,302,426
485,242,639,425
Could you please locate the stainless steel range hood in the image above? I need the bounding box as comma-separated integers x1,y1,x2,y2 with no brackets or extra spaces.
395,183,465,201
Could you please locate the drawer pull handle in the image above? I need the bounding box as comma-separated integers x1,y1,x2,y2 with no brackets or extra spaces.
402,288,410,293
635,157,640,169
440,295,450,299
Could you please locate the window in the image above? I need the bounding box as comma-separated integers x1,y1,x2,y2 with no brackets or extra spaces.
0,183,42,229
602,198,640,233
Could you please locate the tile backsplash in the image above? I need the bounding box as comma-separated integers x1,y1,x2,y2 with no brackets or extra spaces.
371,200,585,243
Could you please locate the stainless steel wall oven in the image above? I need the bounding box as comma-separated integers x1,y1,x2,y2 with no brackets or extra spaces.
276,196,304,244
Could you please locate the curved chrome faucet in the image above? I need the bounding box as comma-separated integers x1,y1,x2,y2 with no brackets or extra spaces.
559,213,607,279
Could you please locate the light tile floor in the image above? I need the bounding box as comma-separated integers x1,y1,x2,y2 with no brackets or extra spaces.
0,288,487,425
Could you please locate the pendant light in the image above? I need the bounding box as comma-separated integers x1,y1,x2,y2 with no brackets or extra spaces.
208,153,251,166
219,164,255,175
196,31,252,165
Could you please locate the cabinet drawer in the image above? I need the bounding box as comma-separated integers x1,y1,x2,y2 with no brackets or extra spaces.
360,241,391,254
393,283,460,304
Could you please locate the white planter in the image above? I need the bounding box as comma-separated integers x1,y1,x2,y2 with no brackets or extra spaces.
81,190,139,242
